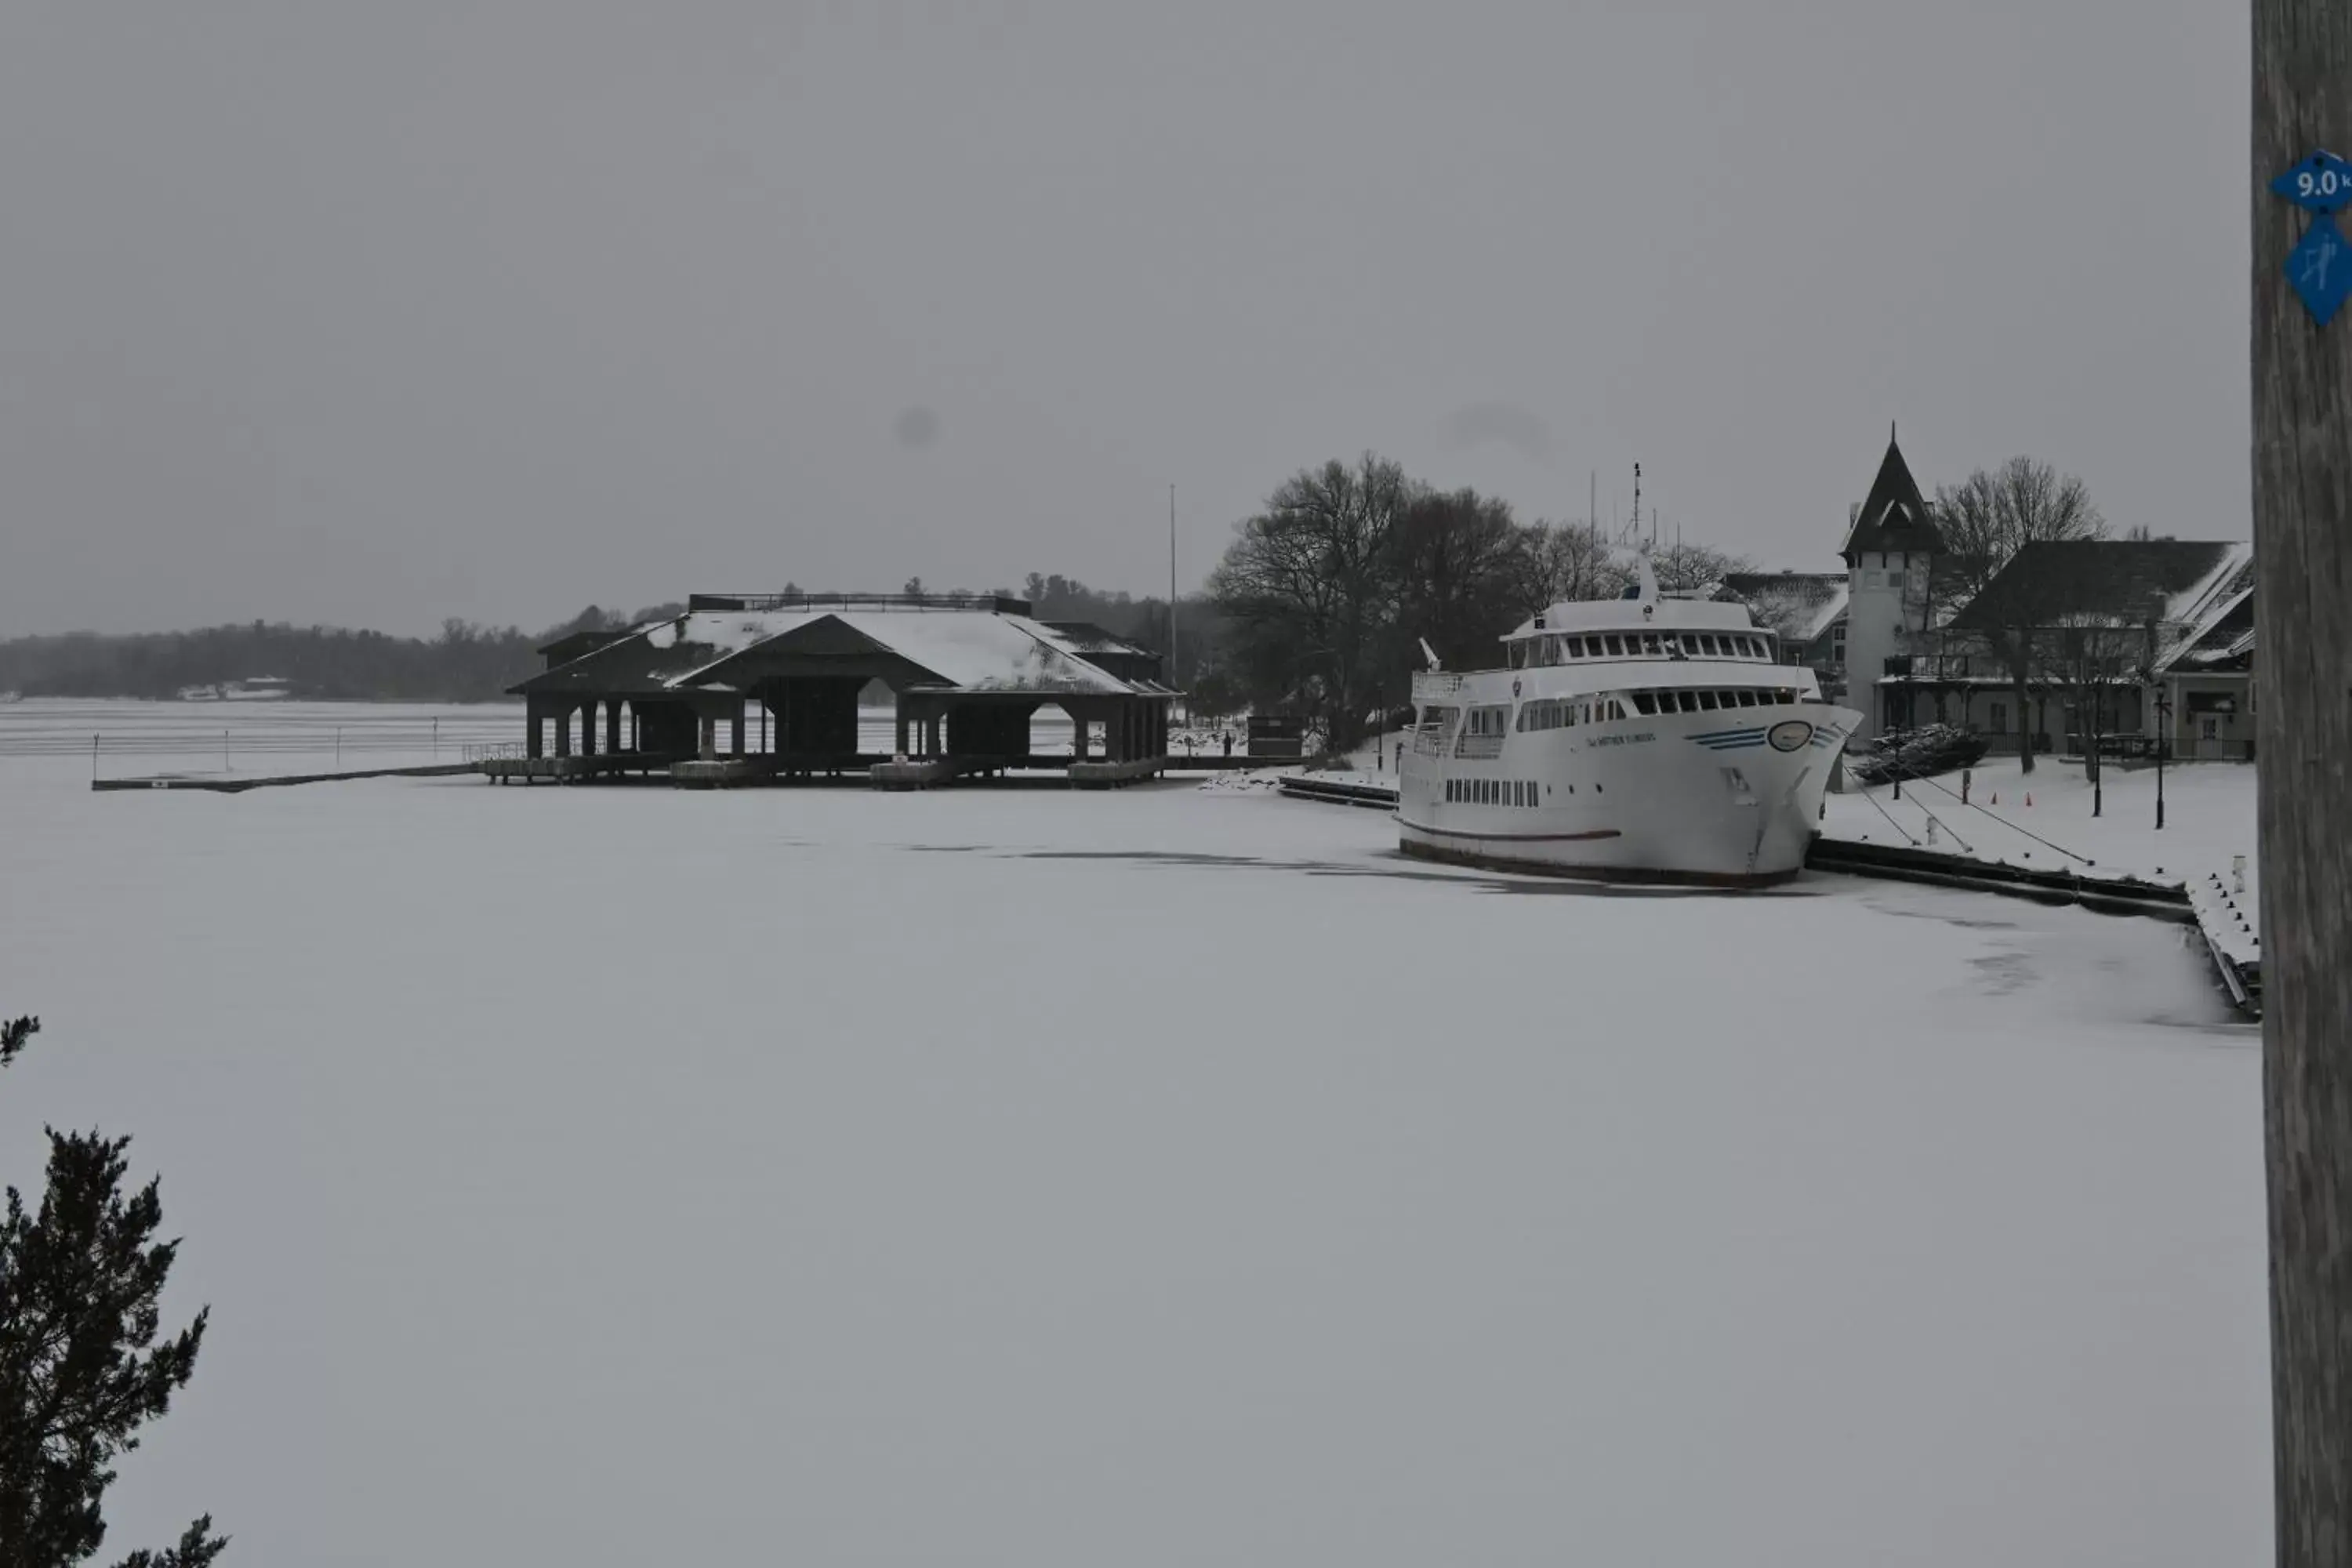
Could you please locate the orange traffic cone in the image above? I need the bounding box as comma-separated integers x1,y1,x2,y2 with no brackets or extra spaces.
2024,793,2033,808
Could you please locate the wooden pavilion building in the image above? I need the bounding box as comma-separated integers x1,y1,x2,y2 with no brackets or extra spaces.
502,591,1177,786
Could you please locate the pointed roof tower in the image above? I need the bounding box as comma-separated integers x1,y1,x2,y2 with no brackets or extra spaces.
1839,425,1943,563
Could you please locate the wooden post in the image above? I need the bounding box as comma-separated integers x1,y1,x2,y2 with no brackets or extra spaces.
2253,7,2352,1561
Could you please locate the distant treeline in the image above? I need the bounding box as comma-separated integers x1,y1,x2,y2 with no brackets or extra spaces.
0,607,679,703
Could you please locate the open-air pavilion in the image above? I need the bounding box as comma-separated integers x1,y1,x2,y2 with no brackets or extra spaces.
499,592,1178,786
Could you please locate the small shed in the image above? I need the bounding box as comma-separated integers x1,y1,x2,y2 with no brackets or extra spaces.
1247,714,1305,758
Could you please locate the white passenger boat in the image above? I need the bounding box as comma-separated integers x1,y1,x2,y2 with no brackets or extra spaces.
1398,562,1863,886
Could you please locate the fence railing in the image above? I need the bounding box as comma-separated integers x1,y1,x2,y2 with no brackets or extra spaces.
0,708,521,769
1411,670,1465,702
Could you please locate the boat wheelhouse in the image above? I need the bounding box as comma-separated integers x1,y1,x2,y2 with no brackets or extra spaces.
1397,567,1862,886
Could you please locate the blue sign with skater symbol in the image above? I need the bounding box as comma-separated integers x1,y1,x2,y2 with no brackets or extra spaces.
2288,213,2352,326
2271,150,2352,213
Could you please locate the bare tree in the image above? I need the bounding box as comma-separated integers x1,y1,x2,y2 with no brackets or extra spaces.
1210,454,1413,750
1932,457,2107,618
1931,458,2107,772
1512,522,1628,612
1385,487,1526,676
1650,539,1755,596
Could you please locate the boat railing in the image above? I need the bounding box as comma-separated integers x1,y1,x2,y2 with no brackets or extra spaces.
1454,734,1504,760
1411,670,1465,702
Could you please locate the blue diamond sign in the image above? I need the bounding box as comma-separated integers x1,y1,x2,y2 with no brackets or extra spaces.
2272,150,2352,212
2288,213,2352,326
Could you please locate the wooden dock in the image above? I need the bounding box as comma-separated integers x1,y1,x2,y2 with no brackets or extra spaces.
93,762,480,793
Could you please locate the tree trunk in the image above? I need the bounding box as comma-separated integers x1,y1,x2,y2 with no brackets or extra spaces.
2254,6,2352,1563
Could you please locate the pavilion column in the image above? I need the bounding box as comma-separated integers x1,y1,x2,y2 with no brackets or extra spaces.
606,702,621,754
699,713,717,760
731,704,746,757
896,709,910,758
526,698,546,759
579,705,596,757
1069,707,1088,760
554,706,572,757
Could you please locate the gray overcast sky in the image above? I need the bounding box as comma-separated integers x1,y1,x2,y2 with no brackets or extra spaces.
0,2,2245,637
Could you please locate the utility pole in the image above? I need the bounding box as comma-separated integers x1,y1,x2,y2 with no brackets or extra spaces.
1169,483,1178,703
2253,8,2352,1563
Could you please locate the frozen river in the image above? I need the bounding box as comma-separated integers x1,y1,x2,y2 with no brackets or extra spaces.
0,713,2267,1566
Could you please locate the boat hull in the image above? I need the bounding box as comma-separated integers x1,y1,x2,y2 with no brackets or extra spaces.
1396,702,1862,887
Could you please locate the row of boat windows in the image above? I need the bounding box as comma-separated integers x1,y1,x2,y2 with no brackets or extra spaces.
1507,630,1775,669
1628,687,1803,716
1421,685,1809,739
1517,697,1631,731
1443,776,1605,806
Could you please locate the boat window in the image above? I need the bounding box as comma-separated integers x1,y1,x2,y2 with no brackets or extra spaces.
1611,699,1628,720
1596,635,1617,656
1679,691,1700,713
1636,632,1658,655
1632,691,1658,716
1697,691,1719,710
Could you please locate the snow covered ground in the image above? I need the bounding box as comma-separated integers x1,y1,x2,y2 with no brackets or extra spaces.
0,712,2268,1566
1825,755,2262,964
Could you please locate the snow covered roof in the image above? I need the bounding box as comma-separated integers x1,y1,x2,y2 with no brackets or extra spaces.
1948,540,2253,641
819,612,1137,694
510,604,1158,699
1720,572,1849,643
2155,577,2256,674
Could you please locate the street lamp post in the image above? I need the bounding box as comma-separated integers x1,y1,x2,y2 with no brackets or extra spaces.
2155,689,2171,831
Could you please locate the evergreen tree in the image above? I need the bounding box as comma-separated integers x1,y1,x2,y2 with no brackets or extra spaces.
0,1015,223,1568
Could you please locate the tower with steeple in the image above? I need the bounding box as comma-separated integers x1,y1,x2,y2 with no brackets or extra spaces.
1838,426,1942,742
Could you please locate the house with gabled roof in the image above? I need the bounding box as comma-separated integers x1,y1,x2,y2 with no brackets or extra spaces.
1890,539,2256,760
503,590,1177,783
1722,427,2258,760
